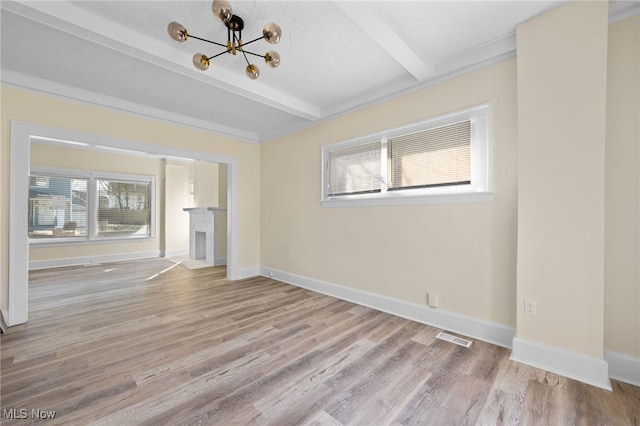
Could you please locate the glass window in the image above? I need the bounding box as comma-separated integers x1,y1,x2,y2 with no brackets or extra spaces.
28,174,88,239
322,104,491,207
28,169,154,243
96,179,151,238
328,141,382,196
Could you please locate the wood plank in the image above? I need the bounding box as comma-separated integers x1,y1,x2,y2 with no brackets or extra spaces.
0,258,637,425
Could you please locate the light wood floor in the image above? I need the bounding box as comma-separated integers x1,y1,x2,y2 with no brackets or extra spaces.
1,259,638,425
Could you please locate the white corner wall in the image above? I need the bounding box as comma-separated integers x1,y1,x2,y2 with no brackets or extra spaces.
604,14,640,359
514,1,610,389
603,13,640,386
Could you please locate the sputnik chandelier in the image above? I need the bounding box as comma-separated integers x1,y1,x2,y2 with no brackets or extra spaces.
167,0,282,80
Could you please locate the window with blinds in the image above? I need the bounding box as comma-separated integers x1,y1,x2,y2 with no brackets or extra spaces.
97,179,151,238
321,104,491,207
388,121,471,191
28,174,88,239
28,168,155,242
328,141,381,196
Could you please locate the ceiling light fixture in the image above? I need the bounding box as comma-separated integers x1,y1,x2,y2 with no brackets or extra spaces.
167,0,282,80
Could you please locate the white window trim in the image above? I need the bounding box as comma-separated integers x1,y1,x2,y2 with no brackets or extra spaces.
321,104,493,207
29,166,157,245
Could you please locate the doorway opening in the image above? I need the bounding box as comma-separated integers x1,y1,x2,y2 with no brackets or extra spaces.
7,121,240,326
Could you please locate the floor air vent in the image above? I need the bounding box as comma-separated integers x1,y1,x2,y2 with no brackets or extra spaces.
436,331,472,348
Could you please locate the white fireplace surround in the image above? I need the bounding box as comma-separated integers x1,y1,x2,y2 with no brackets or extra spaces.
183,207,225,266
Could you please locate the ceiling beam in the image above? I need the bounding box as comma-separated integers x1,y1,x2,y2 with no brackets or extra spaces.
333,2,435,82
2,0,322,120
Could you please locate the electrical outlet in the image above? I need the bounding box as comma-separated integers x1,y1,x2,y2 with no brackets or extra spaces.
524,299,537,315
427,293,439,308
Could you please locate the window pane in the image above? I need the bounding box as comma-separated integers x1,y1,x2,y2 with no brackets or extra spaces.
97,179,151,238
28,175,88,239
328,141,382,196
388,121,471,190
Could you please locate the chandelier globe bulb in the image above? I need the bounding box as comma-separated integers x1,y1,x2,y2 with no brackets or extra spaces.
263,22,282,44
167,21,188,42
264,51,280,68
212,0,233,23
246,64,260,80
192,53,210,71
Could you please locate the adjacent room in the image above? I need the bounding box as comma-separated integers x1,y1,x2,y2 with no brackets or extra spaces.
27,140,229,271
1,0,639,424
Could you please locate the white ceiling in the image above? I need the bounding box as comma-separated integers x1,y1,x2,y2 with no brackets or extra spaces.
1,1,638,143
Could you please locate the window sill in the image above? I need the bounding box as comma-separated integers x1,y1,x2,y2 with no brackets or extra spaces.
29,235,156,247
321,191,493,208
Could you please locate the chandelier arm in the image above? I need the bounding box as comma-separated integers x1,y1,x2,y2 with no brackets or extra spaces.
240,49,251,66
208,49,233,60
188,34,228,49
243,50,267,59
238,36,265,49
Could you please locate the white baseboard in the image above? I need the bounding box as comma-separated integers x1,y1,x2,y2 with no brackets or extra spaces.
161,251,225,266
29,251,161,270
161,248,189,258
0,310,8,333
511,337,612,391
230,266,260,281
260,266,515,349
605,349,640,387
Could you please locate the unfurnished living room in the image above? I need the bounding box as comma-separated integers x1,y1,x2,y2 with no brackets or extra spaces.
1,0,639,424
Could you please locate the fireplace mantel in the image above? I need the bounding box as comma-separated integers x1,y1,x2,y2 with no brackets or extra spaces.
182,207,227,213
183,207,227,266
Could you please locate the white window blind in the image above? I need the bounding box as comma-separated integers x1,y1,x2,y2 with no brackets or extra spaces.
388,120,471,190
29,168,156,243
97,179,151,238
328,141,381,196
28,174,88,239
321,104,491,207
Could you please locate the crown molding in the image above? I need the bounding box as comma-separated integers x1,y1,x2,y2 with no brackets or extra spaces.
609,0,640,23
1,69,261,143
4,1,632,145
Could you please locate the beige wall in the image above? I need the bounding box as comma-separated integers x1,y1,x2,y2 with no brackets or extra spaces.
218,163,228,208
261,59,519,327
193,160,220,208
516,1,609,358
165,161,190,253
605,14,640,357
1,86,261,315
261,4,638,363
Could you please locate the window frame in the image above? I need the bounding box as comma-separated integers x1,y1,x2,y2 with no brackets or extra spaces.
28,166,156,245
321,104,493,207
